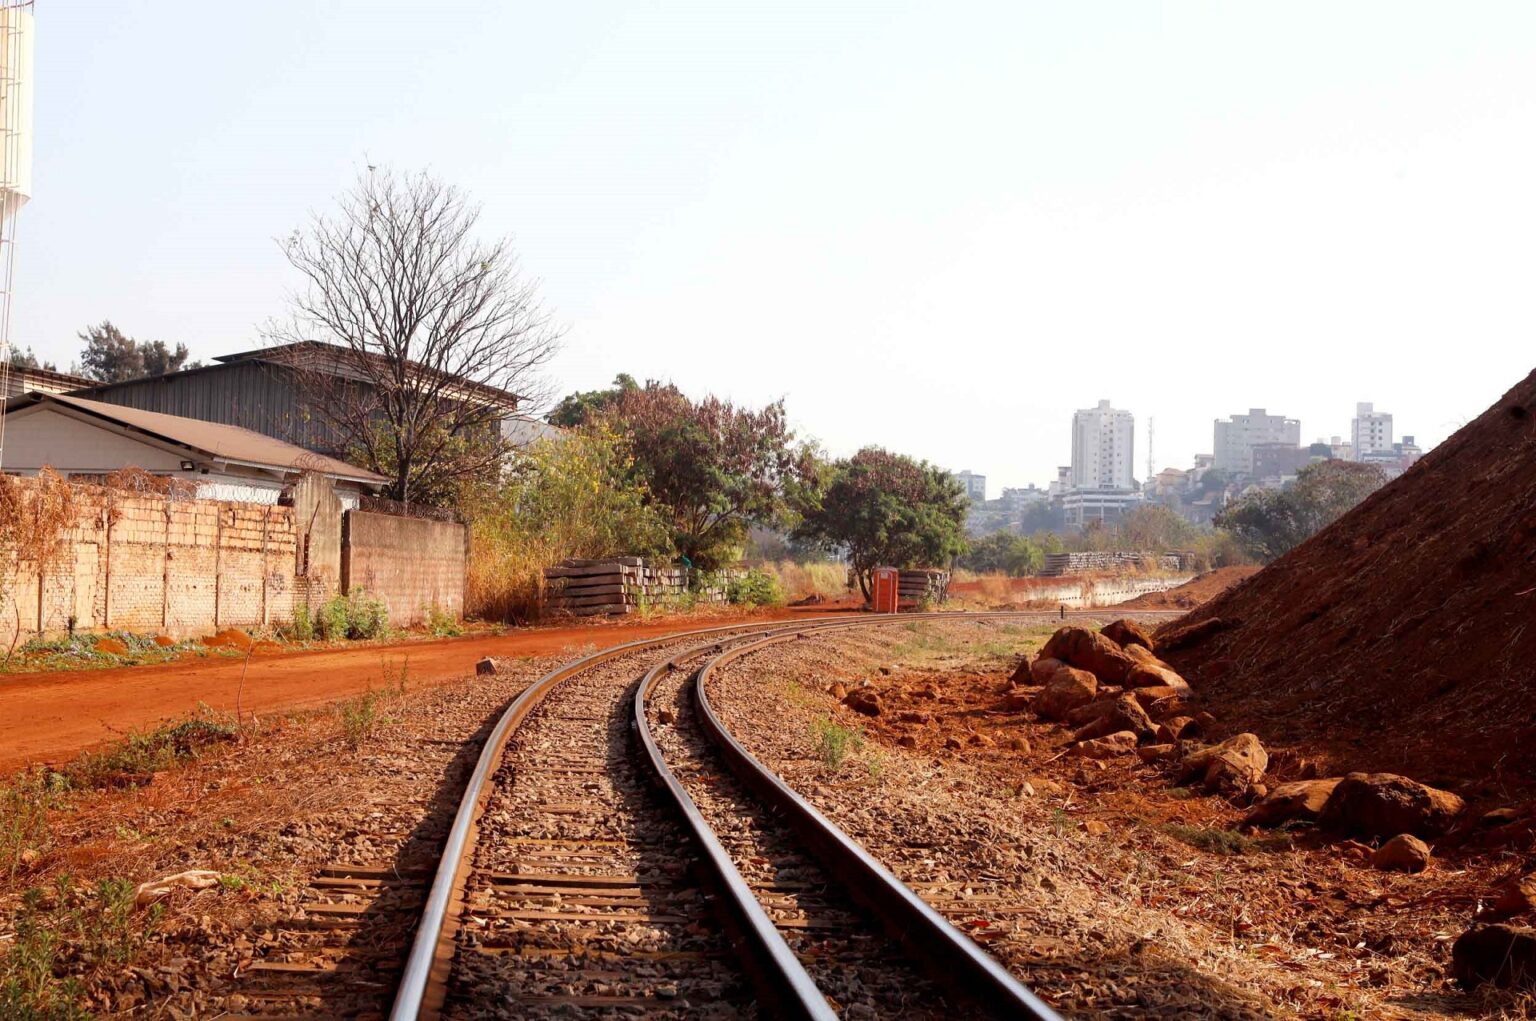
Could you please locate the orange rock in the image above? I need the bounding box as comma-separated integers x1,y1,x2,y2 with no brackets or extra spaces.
152,635,177,648
94,637,129,656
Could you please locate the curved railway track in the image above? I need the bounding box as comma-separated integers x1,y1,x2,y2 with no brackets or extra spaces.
379,612,1069,1019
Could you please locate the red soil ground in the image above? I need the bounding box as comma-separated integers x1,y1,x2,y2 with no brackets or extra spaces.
1159,368,1536,804
1118,565,1262,609
0,606,844,772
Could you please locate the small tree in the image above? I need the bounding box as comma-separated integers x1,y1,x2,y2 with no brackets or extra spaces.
272,166,562,506
794,447,967,598
1217,460,1387,562
607,383,812,570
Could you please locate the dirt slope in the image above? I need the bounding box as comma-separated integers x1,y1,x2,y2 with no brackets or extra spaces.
1158,369,1536,804
1119,565,1261,609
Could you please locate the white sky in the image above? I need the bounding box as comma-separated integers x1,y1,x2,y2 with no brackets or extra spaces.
17,2,1536,491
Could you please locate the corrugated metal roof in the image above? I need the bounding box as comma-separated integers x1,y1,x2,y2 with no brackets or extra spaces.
6,391,389,484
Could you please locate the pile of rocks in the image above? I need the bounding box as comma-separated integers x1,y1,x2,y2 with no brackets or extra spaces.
1010,622,1471,861
1011,620,1536,992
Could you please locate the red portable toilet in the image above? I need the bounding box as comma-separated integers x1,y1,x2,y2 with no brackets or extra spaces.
871,567,900,614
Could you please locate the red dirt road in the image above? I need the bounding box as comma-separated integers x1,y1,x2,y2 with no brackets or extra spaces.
0,609,836,772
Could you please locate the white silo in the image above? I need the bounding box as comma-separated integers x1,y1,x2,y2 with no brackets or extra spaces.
0,0,32,469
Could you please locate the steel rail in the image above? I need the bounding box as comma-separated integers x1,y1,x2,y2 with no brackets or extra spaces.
388,614,851,1021
631,619,890,1020
692,618,1066,1021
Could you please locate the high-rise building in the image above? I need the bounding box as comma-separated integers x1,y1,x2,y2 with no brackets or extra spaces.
1070,400,1135,491
1212,409,1301,474
954,470,986,502
1352,402,1393,459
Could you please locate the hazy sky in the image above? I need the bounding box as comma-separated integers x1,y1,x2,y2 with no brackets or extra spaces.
17,2,1536,491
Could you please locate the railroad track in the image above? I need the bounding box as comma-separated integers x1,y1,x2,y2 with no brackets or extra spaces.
382,612,1072,1020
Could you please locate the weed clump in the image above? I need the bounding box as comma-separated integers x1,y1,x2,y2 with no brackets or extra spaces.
811,717,865,770
0,876,161,1020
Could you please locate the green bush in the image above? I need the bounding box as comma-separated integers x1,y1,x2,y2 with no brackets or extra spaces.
424,603,462,637
287,602,315,642
726,568,785,607
315,591,390,641
810,717,864,770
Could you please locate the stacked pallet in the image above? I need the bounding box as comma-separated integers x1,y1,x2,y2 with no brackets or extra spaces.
542,558,688,616
897,568,950,605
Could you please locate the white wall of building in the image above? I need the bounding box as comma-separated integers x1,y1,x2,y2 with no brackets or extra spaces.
1351,402,1394,458
1071,400,1135,490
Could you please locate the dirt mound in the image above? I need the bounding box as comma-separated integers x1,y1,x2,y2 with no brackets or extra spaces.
1158,369,1536,803
1120,566,1261,609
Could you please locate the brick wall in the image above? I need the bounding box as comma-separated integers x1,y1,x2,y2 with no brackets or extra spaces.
341,511,465,626
1,478,299,644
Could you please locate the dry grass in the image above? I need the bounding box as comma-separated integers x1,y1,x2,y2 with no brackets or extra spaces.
757,561,849,603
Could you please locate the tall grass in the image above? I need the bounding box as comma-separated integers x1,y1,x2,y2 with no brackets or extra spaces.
756,561,849,603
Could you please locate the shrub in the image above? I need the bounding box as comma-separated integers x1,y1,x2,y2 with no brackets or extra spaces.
287,602,315,642
315,591,390,641
72,708,238,788
423,603,462,637
726,568,785,608
810,717,864,770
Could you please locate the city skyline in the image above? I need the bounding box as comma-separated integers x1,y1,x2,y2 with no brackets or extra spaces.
964,396,1419,497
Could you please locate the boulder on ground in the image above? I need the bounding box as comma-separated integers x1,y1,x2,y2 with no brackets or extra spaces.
1179,733,1268,794
1145,694,1197,722
842,689,883,717
1128,686,1186,709
829,682,849,700
1073,730,1138,759
1124,643,1160,664
1038,627,1138,684
475,657,499,676
1156,717,1198,744
1243,778,1342,828
1154,615,1236,653
1033,668,1099,721
1370,833,1432,873
1073,694,1155,744
1479,876,1536,923
1137,743,1179,764
1318,772,1466,840
1124,662,1192,694
1065,695,1122,727
1454,924,1536,989
1101,619,1155,652
1000,688,1034,712
1028,657,1066,684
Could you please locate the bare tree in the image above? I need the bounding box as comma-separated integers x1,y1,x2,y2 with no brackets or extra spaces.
270,167,561,505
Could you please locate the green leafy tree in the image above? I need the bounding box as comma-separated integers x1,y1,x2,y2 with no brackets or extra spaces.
793,447,968,598
607,383,813,570
1216,460,1387,562
547,373,639,427
78,321,197,382
957,532,1045,576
